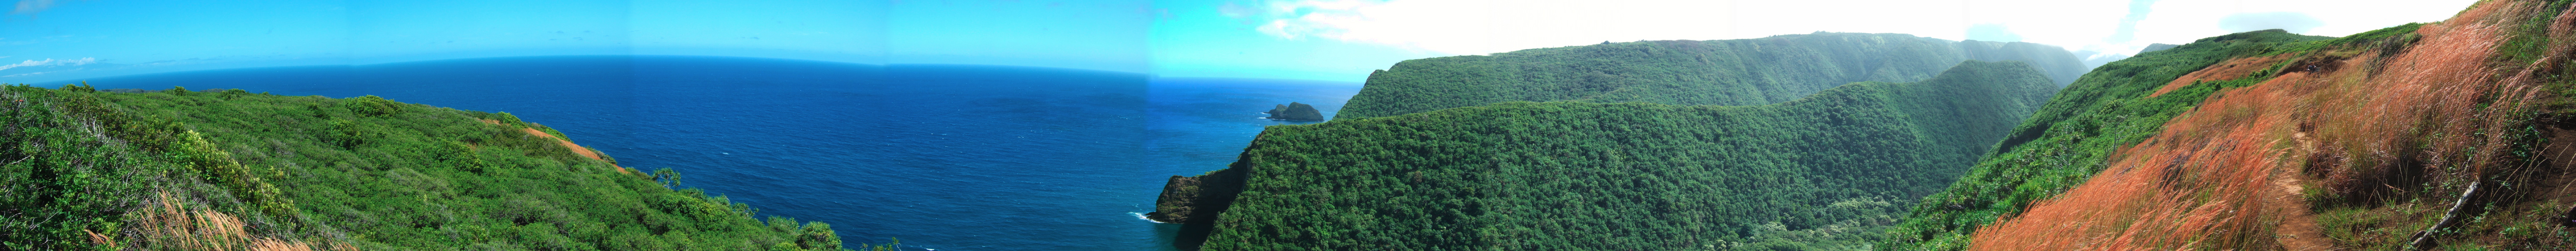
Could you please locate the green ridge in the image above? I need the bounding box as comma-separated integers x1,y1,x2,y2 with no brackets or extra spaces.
0,85,884,250
1190,61,2057,250
1878,30,2338,250
1335,32,2087,120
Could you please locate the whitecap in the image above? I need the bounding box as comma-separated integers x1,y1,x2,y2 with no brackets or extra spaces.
1130,212,1169,223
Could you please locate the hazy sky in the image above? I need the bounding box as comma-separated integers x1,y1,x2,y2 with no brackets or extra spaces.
0,0,2483,83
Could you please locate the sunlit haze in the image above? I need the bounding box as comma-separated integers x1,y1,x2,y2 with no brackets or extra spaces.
0,0,2482,83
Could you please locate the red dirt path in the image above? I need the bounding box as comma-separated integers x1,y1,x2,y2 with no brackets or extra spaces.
489,119,628,174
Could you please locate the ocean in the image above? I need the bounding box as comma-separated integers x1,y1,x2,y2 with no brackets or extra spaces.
44,55,1362,251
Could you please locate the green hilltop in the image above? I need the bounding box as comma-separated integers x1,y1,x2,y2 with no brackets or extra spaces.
1155,61,2057,250
0,85,879,250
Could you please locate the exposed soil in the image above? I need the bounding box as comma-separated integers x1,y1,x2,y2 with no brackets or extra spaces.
2150,54,2290,97
2271,132,2332,251
519,127,628,174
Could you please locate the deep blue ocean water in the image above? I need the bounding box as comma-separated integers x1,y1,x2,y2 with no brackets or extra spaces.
42,55,1360,251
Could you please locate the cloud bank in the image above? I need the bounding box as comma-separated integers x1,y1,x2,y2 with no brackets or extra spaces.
0,57,96,71
11,0,55,15
1246,0,1735,55
1240,0,2475,57
2218,12,2327,33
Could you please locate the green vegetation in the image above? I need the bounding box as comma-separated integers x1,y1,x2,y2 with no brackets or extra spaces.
0,84,883,250
1879,30,2335,250
1187,61,2057,250
1335,32,2088,120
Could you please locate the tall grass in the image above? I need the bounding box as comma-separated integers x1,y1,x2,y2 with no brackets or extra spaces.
130,192,338,251
1961,1,2559,249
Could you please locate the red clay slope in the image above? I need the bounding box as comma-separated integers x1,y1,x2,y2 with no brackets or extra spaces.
1967,1,2576,249
485,118,627,174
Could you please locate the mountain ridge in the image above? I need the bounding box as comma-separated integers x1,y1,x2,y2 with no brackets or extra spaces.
1333,32,2089,120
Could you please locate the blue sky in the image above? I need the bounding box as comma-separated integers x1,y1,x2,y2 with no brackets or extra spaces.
1,0,2482,83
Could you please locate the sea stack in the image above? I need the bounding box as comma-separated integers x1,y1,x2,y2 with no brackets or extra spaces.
1264,102,1325,121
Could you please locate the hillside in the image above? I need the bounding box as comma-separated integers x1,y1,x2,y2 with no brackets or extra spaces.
0,85,875,250
1960,40,2093,87
1333,33,2087,120
1886,0,2576,249
1151,61,2058,250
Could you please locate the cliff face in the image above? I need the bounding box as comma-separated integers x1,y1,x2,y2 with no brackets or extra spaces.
1889,1,2576,249
1334,32,2090,120
1160,61,2058,250
1146,159,1251,250
1263,102,1325,121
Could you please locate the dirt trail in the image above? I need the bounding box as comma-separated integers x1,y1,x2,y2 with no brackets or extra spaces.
2271,133,2331,251
2150,54,2289,97
495,119,628,174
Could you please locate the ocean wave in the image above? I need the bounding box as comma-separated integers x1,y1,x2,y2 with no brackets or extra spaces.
1130,212,1168,223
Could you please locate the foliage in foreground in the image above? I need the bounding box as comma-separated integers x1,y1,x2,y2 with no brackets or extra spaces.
1877,29,2339,250
0,85,879,250
1884,0,2576,245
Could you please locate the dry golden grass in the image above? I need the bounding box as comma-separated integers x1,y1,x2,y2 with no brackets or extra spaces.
130,192,330,251
1965,1,2558,249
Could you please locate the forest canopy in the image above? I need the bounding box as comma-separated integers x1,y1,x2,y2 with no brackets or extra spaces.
1180,61,2059,250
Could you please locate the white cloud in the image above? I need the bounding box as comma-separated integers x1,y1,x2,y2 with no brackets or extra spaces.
0,57,96,71
1246,0,2480,56
11,0,55,15
2117,0,2474,53
1250,0,1736,55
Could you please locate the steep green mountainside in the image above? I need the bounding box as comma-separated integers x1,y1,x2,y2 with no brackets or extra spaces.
0,85,870,250
1334,32,2086,120
1156,61,2056,250
1958,40,2090,87
1879,30,2338,250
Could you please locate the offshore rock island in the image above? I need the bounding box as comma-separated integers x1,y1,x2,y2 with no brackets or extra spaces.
1263,102,1325,121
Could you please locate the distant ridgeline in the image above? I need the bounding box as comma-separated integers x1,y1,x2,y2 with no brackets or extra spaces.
1333,32,2088,120
1151,61,2057,250
0,85,877,250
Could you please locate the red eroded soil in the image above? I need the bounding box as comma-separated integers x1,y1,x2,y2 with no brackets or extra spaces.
519,127,629,174
1966,3,2537,249
2150,54,2289,97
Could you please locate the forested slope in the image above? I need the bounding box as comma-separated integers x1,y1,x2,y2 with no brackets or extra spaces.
1888,0,2576,249
1154,61,2057,250
1334,33,2086,120
0,85,873,250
